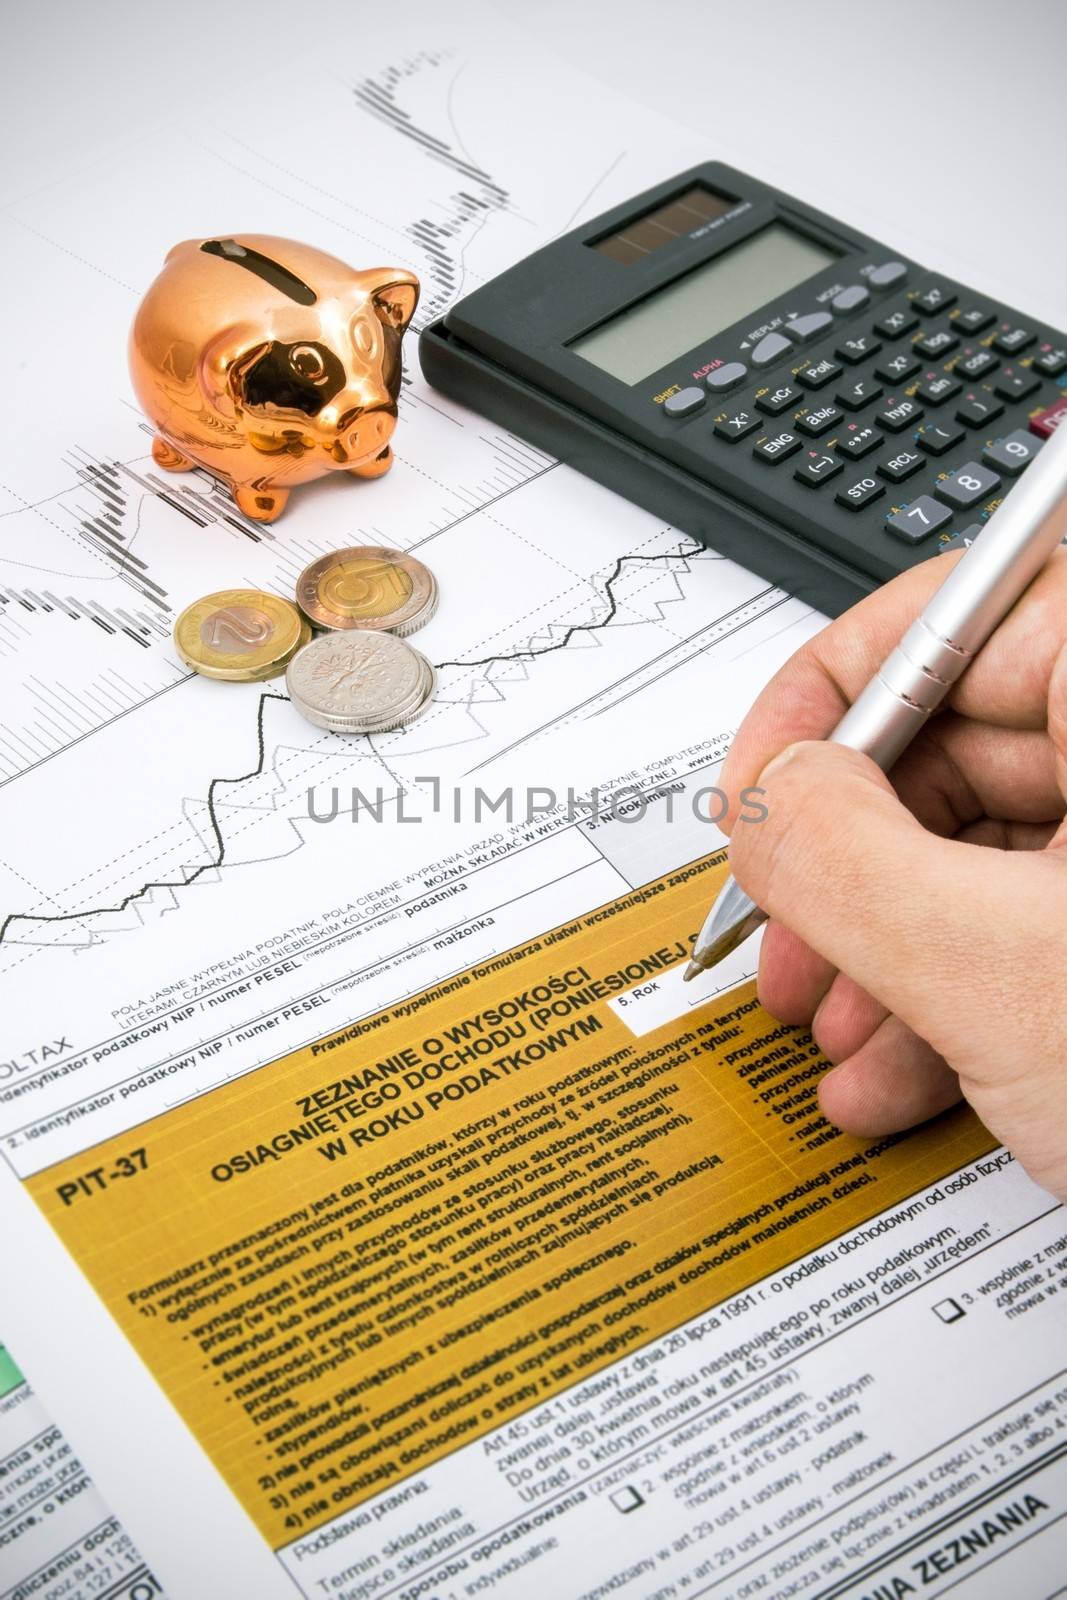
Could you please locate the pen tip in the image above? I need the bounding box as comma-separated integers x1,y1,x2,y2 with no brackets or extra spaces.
683,960,703,983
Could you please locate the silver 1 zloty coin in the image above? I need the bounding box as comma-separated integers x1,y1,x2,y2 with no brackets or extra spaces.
286,630,436,734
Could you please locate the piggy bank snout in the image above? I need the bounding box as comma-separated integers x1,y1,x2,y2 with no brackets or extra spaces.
321,397,397,463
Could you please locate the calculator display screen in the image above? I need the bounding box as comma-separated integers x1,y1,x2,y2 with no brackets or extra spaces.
571,224,840,385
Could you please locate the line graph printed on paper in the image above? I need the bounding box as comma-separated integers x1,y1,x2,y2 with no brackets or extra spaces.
0,18,812,977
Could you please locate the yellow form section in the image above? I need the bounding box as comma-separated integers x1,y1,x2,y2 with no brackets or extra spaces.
29,856,993,1546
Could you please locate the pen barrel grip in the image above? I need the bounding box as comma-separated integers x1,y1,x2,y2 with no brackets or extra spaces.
924,422,1067,653
832,425,1067,772
831,668,937,771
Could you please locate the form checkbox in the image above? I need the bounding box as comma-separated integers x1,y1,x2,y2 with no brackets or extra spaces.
610,1485,645,1513
934,1297,965,1324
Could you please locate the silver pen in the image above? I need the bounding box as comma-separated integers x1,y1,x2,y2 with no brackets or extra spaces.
684,419,1067,981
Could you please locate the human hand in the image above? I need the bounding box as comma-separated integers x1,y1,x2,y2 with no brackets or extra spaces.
720,549,1067,1202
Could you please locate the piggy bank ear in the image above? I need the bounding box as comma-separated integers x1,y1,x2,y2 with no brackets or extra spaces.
197,323,266,417
370,273,420,333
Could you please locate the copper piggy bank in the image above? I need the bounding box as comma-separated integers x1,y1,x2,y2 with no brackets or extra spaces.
129,236,420,522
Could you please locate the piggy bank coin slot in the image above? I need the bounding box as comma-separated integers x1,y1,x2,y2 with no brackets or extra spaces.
200,238,317,305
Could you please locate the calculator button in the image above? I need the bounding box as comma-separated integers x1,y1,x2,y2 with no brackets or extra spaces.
878,447,924,483
756,383,802,415
713,407,762,441
836,473,885,511
836,423,884,460
915,328,959,359
916,373,962,406
1029,395,1067,439
750,332,794,368
885,496,952,544
836,334,882,365
795,403,843,437
956,392,1004,428
874,305,919,340
784,311,834,343
875,351,921,384
955,349,999,382
794,451,843,487
837,376,884,409
868,261,908,291
831,285,870,315
934,462,1001,509
955,307,996,336
939,522,984,554
982,430,1043,475
912,282,957,315
993,326,1036,355
663,387,706,418
706,361,748,392
876,396,924,433
917,422,965,455
994,367,1041,402
753,430,802,463
797,357,843,390
1034,346,1067,377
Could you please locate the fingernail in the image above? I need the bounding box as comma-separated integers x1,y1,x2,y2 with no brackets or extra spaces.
758,742,803,783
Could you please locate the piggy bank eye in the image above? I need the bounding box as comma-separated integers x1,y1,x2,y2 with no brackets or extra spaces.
242,341,345,416
290,344,329,384
352,319,377,358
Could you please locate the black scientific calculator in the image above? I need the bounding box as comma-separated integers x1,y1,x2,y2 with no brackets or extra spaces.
419,163,1067,615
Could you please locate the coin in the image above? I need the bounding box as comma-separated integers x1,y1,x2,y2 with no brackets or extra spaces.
295,546,438,636
174,590,310,681
286,630,436,734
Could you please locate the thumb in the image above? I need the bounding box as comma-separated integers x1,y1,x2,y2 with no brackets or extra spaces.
727,740,1053,1062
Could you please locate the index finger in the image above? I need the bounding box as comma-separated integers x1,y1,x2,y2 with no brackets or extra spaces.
721,545,1067,814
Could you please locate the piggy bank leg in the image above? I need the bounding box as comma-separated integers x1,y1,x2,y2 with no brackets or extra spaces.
234,484,290,523
350,446,393,481
152,435,195,472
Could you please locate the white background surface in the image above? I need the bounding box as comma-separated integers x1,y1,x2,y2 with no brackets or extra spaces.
4,0,1067,327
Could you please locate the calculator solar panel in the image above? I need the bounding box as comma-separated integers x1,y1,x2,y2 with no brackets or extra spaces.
420,163,1067,616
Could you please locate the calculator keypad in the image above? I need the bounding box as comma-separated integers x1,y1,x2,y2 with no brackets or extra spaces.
667,254,1063,586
